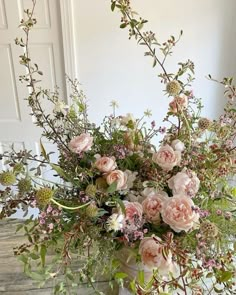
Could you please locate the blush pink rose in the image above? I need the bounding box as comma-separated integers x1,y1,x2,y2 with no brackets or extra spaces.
152,145,181,171
95,156,117,173
68,133,93,153
106,170,127,190
142,191,168,224
168,168,200,197
123,201,143,225
161,194,199,232
139,236,176,275
169,94,188,113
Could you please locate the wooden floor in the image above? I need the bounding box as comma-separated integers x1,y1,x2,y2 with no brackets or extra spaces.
0,219,118,295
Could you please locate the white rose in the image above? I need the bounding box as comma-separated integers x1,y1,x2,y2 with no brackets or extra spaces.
171,139,185,152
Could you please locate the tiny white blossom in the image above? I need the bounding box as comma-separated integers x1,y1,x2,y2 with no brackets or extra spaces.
110,100,119,108
107,213,124,231
54,100,69,115
144,109,152,117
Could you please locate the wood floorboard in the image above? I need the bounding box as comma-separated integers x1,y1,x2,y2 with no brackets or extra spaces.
0,219,118,295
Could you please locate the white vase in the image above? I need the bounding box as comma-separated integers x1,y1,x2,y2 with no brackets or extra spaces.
117,248,153,295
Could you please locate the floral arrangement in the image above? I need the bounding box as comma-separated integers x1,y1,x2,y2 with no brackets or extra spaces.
0,1,236,294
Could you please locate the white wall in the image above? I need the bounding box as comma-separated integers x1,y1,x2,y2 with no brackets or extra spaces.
72,0,236,128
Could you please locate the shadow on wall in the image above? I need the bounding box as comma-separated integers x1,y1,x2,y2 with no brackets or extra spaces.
73,0,236,124
215,1,236,116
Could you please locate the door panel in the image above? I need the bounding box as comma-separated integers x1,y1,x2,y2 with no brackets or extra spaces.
0,0,66,217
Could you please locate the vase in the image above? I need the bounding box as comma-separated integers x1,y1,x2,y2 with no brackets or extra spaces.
117,248,153,295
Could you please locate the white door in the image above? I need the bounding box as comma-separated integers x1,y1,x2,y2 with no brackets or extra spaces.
0,0,66,144
0,0,66,216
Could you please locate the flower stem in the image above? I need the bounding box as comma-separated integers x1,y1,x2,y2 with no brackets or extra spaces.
51,198,90,210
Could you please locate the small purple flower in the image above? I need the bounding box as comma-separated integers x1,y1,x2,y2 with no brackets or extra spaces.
40,212,47,218
47,205,53,213
52,210,59,217
39,218,45,225
151,120,156,128
216,209,222,216
158,126,166,134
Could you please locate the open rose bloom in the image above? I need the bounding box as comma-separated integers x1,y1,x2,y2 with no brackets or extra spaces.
152,144,181,171
139,237,177,275
106,170,127,190
161,195,200,232
122,201,143,230
168,168,200,197
95,156,117,173
68,133,93,153
142,191,168,224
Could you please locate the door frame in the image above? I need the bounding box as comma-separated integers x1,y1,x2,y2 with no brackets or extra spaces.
59,0,77,95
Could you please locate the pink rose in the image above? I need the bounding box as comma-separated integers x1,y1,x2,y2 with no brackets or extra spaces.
106,170,127,190
161,194,199,232
139,236,176,275
169,94,188,113
68,133,93,153
95,156,117,173
171,139,185,152
152,145,181,171
168,168,200,197
142,191,168,224
124,201,143,222
123,201,143,230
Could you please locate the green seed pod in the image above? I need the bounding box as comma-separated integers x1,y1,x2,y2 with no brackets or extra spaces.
85,184,97,197
166,80,181,96
13,163,24,174
36,187,54,206
18,179,32,193
0,171,16,186
85,203,98,218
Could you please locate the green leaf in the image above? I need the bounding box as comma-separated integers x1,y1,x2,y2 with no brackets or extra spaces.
114,198,126,215
66,272,74,281
30,253,40,260
219,270,233,282
107,181,117,193
114,272,128,280
137,270,144,286
28,272,45,281
40,244,47,267
18,254,28,264
50,163,69,181
111,2,116,11
120,23,127,29
40,139,49,160
16,223,24,233
130,279,136,293
153,58,157,68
